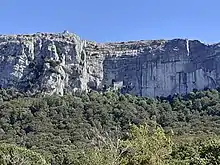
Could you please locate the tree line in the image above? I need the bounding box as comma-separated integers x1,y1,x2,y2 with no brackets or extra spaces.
1,88,220,164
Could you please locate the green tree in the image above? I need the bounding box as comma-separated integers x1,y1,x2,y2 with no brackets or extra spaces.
120,124,172,165
0,143,48,165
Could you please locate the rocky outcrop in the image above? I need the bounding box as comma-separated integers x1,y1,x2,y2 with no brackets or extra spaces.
0,32,87,95
1,32,220,97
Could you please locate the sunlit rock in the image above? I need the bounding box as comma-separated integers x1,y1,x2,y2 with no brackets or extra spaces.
0,32,220,97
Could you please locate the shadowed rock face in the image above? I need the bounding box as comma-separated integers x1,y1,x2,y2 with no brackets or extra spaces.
0,32,220,97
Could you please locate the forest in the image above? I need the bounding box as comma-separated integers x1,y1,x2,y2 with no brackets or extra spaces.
1,88,220,164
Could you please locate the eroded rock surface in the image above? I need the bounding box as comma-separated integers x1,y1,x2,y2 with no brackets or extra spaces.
1,32,220,97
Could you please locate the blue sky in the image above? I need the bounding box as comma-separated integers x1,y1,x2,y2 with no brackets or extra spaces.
0,0,219,43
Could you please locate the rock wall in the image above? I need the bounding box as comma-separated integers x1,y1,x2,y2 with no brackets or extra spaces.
1,32,220,97
0,32,87,95
100,39,220,97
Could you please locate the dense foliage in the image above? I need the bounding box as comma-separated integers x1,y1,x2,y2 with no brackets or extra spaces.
1,88,220,164
0,143,48,165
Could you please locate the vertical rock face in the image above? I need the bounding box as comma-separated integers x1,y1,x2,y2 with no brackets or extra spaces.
0,33,87,95
0,32,220,97
100,39,220,97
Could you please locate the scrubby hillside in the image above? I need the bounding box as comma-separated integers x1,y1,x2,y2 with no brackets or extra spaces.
1,88,220,164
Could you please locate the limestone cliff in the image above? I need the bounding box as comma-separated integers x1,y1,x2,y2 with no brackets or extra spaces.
1,32,220,97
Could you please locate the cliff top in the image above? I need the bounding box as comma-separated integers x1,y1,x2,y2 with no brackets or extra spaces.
0,32,217,57
0,31,211,45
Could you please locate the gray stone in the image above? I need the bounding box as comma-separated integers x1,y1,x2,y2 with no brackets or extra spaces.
0,32,220,97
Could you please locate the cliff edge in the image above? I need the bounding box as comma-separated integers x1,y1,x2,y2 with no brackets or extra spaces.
1,32,220,97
